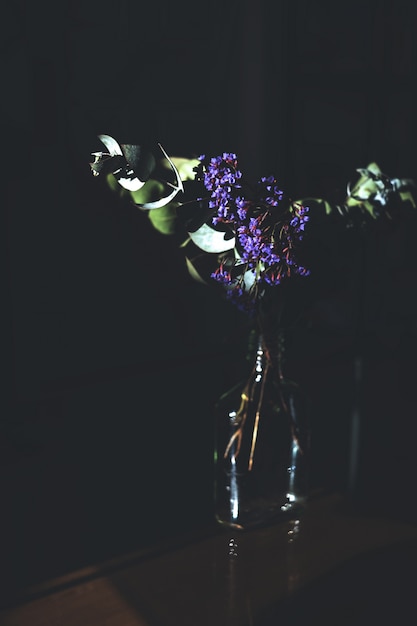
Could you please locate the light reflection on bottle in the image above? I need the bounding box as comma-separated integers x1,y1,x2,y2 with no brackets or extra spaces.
287,438,300,503
280,438,301,513
230,456,239,521
289,442,297,490
281,390,308,514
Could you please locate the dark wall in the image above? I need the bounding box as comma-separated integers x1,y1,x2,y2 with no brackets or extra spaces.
2,0,417,602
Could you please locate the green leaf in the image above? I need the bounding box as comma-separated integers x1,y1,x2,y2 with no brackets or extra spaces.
162,157,201,181
106,173,121,192
137,144,183,208
98,134,123,156
148,203,179,235
399,190,417,208
243,269,256,290
180,237,191,248
189,223,235,253
344,162,384,217
129,179,165,205
185,257,208,284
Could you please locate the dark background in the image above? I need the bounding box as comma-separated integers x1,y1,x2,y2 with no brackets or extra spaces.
2,0,417,605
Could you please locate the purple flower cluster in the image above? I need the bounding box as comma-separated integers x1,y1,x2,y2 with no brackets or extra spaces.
197,153,310,306
198,153,243,224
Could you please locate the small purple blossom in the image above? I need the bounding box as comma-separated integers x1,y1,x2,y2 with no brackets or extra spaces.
211,262,232,285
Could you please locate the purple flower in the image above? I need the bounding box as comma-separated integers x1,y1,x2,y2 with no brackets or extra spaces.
197,153,311,308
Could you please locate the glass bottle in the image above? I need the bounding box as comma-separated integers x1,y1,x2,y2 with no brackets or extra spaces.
214,327,311,530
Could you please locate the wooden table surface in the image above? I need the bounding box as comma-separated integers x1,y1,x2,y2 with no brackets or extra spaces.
2,492,417,626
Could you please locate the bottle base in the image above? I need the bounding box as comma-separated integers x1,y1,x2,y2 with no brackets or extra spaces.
215,495,307,531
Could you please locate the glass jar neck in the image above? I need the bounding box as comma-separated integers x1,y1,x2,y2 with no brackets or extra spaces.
256,331,285,380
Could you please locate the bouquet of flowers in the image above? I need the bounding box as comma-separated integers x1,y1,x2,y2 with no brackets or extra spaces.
90,133,416,325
